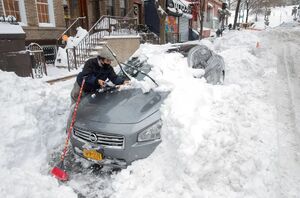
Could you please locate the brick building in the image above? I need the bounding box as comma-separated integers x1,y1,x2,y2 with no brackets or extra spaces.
0,0,65,45
205,0,223,28
190,0,223,37
66,0,142,30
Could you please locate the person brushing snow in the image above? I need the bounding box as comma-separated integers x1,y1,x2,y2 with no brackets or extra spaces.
70,48,128,104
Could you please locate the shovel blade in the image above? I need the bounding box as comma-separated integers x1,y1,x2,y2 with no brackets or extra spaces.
51,166,69,181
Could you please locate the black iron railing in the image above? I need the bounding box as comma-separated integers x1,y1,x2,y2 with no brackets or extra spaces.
56,16,87,47
66,16,138,71
26,43,47,78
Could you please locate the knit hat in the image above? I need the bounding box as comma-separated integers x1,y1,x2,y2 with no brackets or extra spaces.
98,48,115,61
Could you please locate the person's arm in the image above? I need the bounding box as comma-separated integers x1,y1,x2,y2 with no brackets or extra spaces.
107,67,125,85
77,72,100,92
77,59,99,89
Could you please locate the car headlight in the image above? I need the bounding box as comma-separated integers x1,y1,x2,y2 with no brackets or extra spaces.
138,120,162,142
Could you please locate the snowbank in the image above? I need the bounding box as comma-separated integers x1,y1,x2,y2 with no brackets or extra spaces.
108,30,281,197
0,71,77,197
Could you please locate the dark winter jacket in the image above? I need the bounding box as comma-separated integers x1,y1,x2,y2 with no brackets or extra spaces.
76,57,124,92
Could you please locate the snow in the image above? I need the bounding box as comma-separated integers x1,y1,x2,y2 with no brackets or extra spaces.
1,4,300,198
66,27,88,48
0,72,77,197
228,5,299,29
0,22,25,34
54,27,88,68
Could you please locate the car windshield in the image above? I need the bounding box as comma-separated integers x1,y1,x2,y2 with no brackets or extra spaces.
118,57,152,81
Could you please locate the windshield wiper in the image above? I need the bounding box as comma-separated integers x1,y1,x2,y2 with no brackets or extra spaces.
104,44,158,87
121,62,158,87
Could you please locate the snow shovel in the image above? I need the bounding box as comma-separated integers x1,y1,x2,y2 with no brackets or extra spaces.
51,78,86,181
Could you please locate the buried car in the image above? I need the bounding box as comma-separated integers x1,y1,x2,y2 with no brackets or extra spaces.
167,44,225,84
68,44,225,168
69,58,168,168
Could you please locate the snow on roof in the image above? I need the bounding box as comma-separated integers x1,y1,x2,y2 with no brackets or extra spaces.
0,22,25,34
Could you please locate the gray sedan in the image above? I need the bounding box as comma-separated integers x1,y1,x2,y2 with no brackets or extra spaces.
69,59,168,168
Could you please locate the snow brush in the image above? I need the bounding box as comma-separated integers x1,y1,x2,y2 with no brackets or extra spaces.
51,78,86,181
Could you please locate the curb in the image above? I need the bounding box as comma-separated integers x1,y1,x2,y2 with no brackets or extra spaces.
46,74,78,84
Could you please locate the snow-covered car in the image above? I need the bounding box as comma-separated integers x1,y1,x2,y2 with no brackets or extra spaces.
69,45,224,168
168,44,225,84
69,58,169,168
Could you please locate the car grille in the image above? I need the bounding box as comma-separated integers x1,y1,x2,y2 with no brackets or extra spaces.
73,127,125,149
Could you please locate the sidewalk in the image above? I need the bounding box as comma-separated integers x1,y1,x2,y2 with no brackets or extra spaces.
35,64,82,84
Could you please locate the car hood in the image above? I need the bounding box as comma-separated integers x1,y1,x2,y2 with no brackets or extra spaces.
76,88,169,124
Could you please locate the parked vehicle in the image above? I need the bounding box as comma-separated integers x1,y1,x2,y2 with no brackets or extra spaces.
68,44,225,168
69,58,168,168
168,44,225,84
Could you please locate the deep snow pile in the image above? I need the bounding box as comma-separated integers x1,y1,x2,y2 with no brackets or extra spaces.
109,32,280,197
0,74,77,197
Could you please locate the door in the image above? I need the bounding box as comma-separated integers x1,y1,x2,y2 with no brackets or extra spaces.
79,0,88,29
144,0,160,35
69,0,89,30
179,17,189,42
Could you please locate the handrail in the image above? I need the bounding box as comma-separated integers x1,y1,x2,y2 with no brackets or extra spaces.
88,15,138,34
87,15,106,34
57,16,86,41
66,15,138,71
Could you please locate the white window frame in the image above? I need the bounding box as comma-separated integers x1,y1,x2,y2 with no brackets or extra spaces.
35,0,55,27
2,0,27,26
120,0,126,16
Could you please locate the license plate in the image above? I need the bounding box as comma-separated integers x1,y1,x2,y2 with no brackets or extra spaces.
83,149,103,161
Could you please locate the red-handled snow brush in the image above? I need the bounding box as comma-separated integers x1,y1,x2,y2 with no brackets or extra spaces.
51,79,86,181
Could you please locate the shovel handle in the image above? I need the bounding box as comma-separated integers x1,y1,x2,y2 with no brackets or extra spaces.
60,78,86,162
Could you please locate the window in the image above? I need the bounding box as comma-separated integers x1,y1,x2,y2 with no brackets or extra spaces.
3,0,27,24
106,0,114,16
3,0,20,21
207,7,212,22
36,0,55,26
36,0,49,23
120,0,127,16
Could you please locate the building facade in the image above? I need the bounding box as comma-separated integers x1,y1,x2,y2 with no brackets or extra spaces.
163,0,224,42
204,0,222,30
0,0,65,45
190,0,223,38
65,0,142,30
